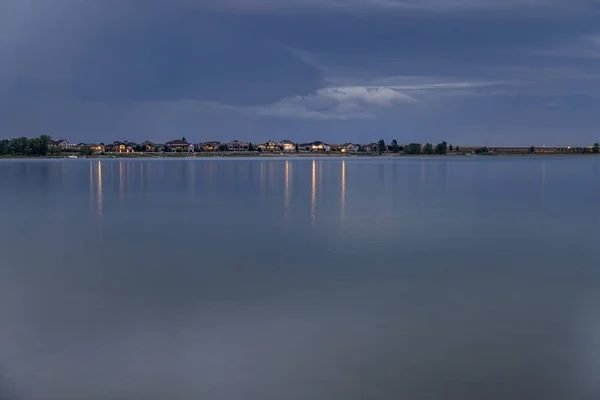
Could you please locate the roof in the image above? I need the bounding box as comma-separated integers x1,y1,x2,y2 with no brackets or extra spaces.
168,140,188,145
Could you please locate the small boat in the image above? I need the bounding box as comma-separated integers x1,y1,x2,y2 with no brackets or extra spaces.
67,155,78,159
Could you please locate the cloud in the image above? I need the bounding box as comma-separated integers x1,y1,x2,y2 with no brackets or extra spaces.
204,0,597,13
258,86,416,120
536,34,600,59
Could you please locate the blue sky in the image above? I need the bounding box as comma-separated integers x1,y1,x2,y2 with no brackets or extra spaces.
1,0,600,145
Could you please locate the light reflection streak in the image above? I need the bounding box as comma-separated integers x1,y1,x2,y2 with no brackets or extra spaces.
89,162,93,211
341,160,346,221
284,161,291,219
97,160,103,217
119,160,124,205
311,160,317,228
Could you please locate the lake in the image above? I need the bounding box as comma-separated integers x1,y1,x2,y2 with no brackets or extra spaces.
1,157,599,400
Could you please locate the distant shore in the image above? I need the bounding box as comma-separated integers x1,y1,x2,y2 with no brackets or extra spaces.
2,152,600,159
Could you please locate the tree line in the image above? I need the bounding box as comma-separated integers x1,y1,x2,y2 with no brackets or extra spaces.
0,135,59,156
377,140,450,155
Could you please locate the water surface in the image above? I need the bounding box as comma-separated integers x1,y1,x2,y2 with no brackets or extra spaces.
1,157,599,400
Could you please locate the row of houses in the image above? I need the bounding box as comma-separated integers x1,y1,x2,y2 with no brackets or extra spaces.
50,139,366,154
49,139,596,155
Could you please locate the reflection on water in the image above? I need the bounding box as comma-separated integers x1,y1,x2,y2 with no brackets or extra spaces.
341,160,346,221
97,160,103,217
1,157,600,400
285,160,291,219
119,160,124,204
311,159,317,228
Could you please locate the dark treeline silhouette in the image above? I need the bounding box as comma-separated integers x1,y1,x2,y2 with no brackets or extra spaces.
0,135,55,156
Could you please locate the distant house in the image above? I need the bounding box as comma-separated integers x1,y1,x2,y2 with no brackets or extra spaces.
49,139,70,150
111,141,135,153
341,143,360,153
280,140,296,152
362,143,379,153
262,140,280,152
198,141,221,152
167,139,191,152
298,141,329,152
227,140,249,152
141,141,155,152
89,144,105,153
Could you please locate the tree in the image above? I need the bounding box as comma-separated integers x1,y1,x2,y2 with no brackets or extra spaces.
423,143,434,154
434,141,447,155
49,146,61,155
529,146,536,154
295,143,299,153
182,137,187,142
134,145,143,152
0,140,8,155
456,145,460,152
392,139,399,153
378,140,386,154
80,146,93,156
593,143,599,153
449,144,453,151
248,142,254,151
475,146,489,154
404,143,422,155
9,137,28,155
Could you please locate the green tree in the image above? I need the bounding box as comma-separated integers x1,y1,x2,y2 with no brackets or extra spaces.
392,139,399,153
404,143,422,155
295,143,299,153
593,143,599,153
529,146,536,154
9,137,28,155
449,144,453,151
456,145,460,152
49,146,62,156
248,142,254,151
378,140,386,154
423,143,434,154
475,146,489,154
434,141,448,155
80,146,94,156
0,140,8,155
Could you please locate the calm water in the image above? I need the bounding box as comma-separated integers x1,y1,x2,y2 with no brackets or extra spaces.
1,157,600,400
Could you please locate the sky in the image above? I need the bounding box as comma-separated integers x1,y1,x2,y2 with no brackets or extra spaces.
1,0,600,145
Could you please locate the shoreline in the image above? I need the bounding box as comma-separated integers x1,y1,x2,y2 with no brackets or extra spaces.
2,152,600,159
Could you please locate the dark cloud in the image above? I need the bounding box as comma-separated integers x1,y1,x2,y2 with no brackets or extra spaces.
0,0,600,143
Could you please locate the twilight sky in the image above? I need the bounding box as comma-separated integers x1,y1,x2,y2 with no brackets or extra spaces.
1,0,600,145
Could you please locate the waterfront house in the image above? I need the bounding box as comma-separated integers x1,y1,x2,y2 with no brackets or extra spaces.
341,143,360,153
298,141,330,152
198,141,221,152
89,144,105,153
111,141,128,153
362,143,379,153
49,139,70,150
227,140,250,152
310,141,330,152
262,140,280,152
167,139,191,152
280,140,296,152
141,141,155,152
